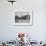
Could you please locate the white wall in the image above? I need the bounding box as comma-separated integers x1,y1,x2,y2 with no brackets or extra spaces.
0,0,46,41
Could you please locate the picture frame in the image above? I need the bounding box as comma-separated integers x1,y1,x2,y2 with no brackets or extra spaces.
14,10,33,26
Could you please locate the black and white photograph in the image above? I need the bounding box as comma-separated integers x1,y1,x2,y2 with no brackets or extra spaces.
15,11,32,26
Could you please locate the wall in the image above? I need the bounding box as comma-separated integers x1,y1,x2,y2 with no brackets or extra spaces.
0,0,46,41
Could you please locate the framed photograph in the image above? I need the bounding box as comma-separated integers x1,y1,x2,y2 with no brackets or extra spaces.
14,10,33,26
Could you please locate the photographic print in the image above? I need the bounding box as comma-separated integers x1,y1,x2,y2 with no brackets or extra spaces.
15,11,33,26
